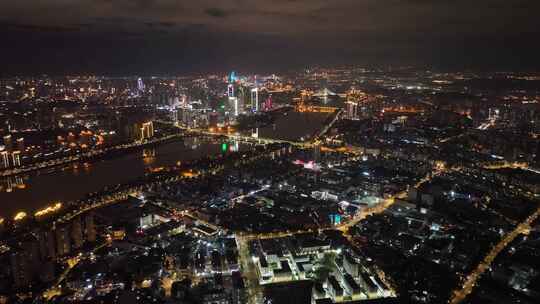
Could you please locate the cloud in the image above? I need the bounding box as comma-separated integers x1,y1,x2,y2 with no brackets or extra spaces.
205,7,228,18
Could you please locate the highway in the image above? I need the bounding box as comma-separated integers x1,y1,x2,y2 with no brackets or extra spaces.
449,205,540,304
236,234,264,304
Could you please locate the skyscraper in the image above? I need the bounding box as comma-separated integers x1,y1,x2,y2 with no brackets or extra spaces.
12,151,21,167
71,217,83,250
251,88,259,112
84,213,96,243
55,225,71,256
345,101,358,120
229,97,240,117
1,151,9,168
137,77,145,92
227,84,235,98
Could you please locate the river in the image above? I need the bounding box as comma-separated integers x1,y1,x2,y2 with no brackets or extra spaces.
0,111,331,218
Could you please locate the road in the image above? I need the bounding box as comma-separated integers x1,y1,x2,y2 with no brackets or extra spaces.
449,206,540,304
236,234,264,304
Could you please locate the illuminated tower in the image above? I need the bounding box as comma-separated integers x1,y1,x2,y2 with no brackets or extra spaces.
137,77,145,92
229,71,236,83
227,71,236,98
140,121,154,140
1,151,9,168
345,101,358,120
227,84,235,98
229,97,239,116
251,88,259,112
12,151,21,167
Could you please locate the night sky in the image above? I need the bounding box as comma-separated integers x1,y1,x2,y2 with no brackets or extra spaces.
1,0,539,75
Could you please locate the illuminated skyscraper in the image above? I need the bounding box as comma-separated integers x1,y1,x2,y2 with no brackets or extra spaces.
1,151,9,168
251,88,259,112
227,84,235,98
140,121,154,140
229,97,239,116
137,77,145,92
229,71,236,83
345,101,358,120
12,151,21,167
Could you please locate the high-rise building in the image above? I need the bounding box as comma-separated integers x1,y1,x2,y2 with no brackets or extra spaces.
227,84,235,98
16,137,24,153
84,213,96,243
171,109,179,123
12,151,21,167
313,143,321,163
137,77,145,92
229,97,240,117
139,122,155,141
71,217,84,249
55,225,71,256
38,230,56,261
10,237,40,288
3,135,12,152
346,101,358,120
0,151,9,168
251,88,259,112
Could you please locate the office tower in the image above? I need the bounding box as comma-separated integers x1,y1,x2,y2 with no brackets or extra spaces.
3,135,12,152
229,97,239,116
227,84,235,98
137,77,145,92
251,88,259,112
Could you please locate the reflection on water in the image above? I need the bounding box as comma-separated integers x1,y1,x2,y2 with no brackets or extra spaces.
0,112,330,217
142,148,156,165
0,176,26,193
0,138,247,217
245,111,331,141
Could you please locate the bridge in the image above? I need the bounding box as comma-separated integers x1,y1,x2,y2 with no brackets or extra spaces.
182,127,313,148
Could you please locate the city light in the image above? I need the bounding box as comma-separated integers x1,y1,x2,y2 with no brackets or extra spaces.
34,202,63,217
13,211,27,221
